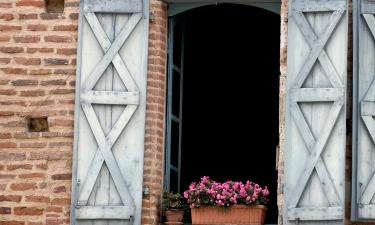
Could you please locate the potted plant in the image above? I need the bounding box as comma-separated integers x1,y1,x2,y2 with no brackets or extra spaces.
163,191,188,225
183,176,269,225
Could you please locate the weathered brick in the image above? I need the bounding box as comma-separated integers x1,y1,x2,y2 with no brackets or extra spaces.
44,35,72,43
19,173,45,179
0,153,26,161
0,174,16,179
14,36,40,43
53,25,77,31
0,132,11,139
16,0,44,7
51,173,71,180
19,14,38,19
0,36,10,42
11,79,38,86
0,14,14,21
7,164,33,170
19,90,45,97
29,151,70,160
44,58,69,65
29,100,54,106
19,142,46,148
0,142,17,148
0,79,9,84
54,69,75,75
41,79,66,86
0,89,16,95
29,69,52,75
0,47,23,53
0,3,12,8
26,24,47,31
0,25,21,31
0,195,22,202
14,207,44,215
50,119,73,127
0,111,15,116
27,48,53,53
10,183,37,191
49,89,74,95
25,195,50,203
53,186,66,193
51,198,70,206
69,13,79,20
0,58,11,64
1,68,27,74
40,13,62,20
49,142,71,147
56,48,76,55
36,162,47,170
0,207,11,214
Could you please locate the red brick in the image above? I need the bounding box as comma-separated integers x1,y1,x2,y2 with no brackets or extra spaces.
0,132,11,139
19,173,45,179
10,183,37,191
0,111,15,116
0,47,23,53
1,68,27,74
56,48,76,55
16,0,44,7
28,222,43,225
0,58,11,64
69,13,79,20
0,3,12,8
19,142,46,148
27,24,47,31
25,195,50,203
0,207,11,214
14,36,40,43
0,153,26,161
51,173,71,180
50,119,73,127
0,25,21,31
49,142,71,147
19,14,38,19
11,79,38,86
44,35,72,43
29,100,54,106
41,79,66,86
53,186,66,193
50,89,75,95
36,163,47,170
0,14,14,21
69,81,75,87
51,198,70,206
40,13,62,20
7,164,33,170
46,207,62,213
0,174,16,179
53,25,77,31
14,207,44,215
0,79,8,84
0,89,16,95
0,195,22,202
0,142,16,148
54,69,75,75
29,69,52,75
44,58,69,65
28,151,70,160
27,48,54,53
20,90,45,97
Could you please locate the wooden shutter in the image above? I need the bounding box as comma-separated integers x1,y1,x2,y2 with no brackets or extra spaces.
352,0,375,220
284,0,347,224
71,0,148,224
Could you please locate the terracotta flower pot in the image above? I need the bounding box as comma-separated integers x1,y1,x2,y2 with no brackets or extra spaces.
191,205,267,225
165,209,184,225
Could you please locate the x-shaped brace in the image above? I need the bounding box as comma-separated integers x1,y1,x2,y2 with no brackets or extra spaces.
288,9,345,208
77,12,142,210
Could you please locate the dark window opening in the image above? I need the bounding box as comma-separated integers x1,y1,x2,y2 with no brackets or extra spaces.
27,117,49,132
166,4,280,224
45,0,64,13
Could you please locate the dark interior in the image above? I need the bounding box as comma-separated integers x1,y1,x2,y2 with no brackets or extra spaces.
170,4,280,223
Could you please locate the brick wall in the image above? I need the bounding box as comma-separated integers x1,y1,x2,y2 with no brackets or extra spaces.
142,0,168,225
0,0,78,224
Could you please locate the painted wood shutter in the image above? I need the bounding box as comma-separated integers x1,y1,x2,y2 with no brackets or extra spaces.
284,0,347,224
71,0,148,224
352,0,375,220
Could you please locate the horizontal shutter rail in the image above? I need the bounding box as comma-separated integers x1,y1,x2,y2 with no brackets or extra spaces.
362,0,375,14
288,207,343,221
84,0,142,13
290,88,344,102
80,90,140,105
292,0,346,12
76,206,134,219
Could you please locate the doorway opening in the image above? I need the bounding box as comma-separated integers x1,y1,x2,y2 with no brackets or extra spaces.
164,4,280,224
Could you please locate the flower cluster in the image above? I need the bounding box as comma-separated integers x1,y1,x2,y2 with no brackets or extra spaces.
183,176,269,208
